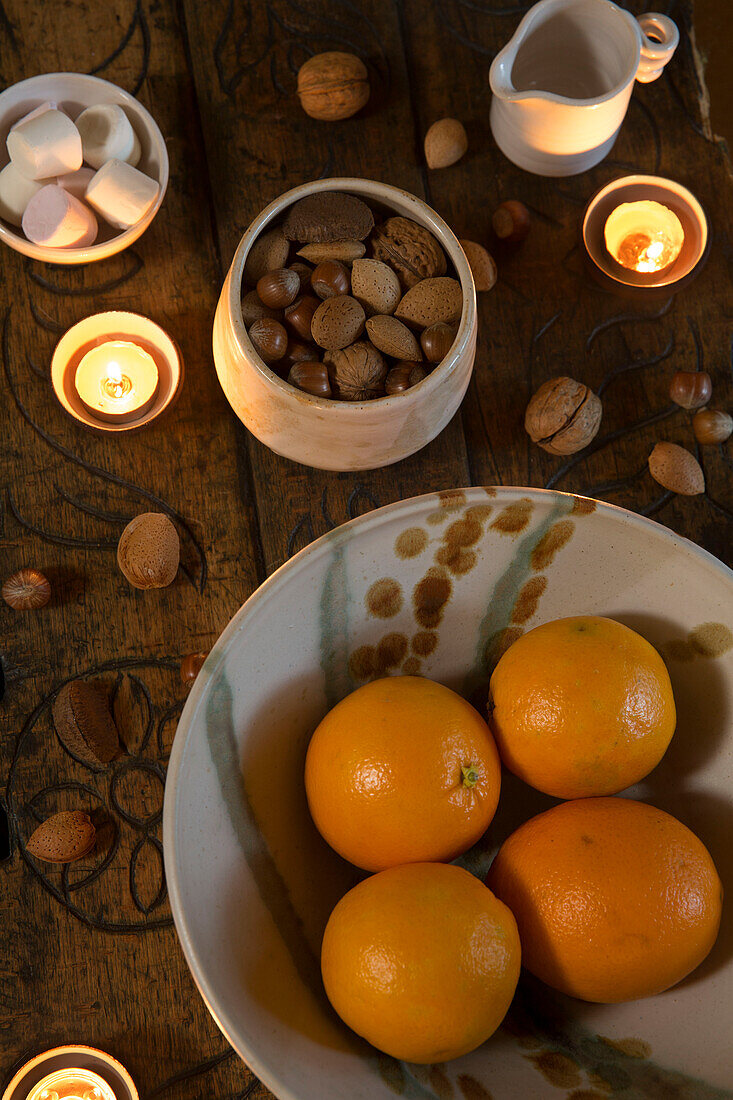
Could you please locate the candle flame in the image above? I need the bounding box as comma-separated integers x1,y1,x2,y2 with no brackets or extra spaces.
101,362,133,401
604,200,684,276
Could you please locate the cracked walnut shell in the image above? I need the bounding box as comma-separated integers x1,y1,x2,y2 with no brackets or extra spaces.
326,341,388,401
525,377,602,455
370,217,447,289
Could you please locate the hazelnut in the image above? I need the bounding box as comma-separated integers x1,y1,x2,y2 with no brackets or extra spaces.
288,361,332,398
2,568,51,610
241,290,279,326
692,408,732,445
296,52,370,122
420,322,455,363
492,200,530,242
326,341,387,400
284,295,320,341
289,262,313,293
525,376,602,455
459,239,497,291
311,295,365,350
386,363,428,394
669,370,713,410
249,318,288,363
648,442,705,495
311,260,351,299
256,267,300,309
117,513,180,589
424,118,468,169
181,652,208,686
284,337,318,368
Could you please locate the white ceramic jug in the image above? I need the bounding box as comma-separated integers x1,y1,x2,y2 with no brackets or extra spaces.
489,0,678,176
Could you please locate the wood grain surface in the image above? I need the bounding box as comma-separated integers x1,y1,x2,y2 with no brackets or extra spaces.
0,1,730,1097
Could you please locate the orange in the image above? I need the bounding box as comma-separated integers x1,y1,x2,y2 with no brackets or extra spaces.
488,616,675,798
305,676,501,871
321,862,521,1063
487,797,722,1003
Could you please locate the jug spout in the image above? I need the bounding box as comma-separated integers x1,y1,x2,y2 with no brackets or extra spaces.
489,46,516,101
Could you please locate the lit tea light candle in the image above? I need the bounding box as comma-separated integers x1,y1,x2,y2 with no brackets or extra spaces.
74,340,159,423
25,1067,116,1100
604,199,684,274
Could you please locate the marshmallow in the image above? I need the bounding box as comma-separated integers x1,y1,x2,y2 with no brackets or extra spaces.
75,104,141,169
56,166,95,200
10,101,59,131
86,159,159,230
7,108,82,180
22,184,98,248
0,161,47,225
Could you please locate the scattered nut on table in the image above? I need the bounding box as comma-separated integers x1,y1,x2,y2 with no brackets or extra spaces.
52,679,119,766
459,239,497,291
669,370,713,410
692,408,732,444
525,376,602,455
2,568,51,610
296,51,370,122
117,512,180,589
492,200,530,242
26,810,96,864
181,651,209,686
424,118,468,169
648,442,705,495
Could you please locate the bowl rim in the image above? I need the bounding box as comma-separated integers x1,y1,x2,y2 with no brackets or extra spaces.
0,71,169,264
225,176,478,412
163,484,732,1100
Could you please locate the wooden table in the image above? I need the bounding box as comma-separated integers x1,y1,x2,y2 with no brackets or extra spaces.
1,1,731,1096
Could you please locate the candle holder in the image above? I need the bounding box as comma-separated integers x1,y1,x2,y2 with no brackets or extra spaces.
2,1046,138,1100
582,175,709,299
51,312,183,433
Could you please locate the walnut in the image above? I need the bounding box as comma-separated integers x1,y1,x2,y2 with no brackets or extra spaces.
326,341,388,401
370,217,447,289
525,376,602,455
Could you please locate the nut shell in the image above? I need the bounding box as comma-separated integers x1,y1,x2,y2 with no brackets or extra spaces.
244,226,290,285
27,810,96,864
350,258,401,316
669,371,713,410
242,290,279,326
283,192,374,244
2,568,51,610
525,376,602,455
288,361,332,398
297,240,366,264
648,443,705,495
256,267,300,309
311,295,365,350
181,651,208,685
395,277,463,329
692,409,733,445
289,262,313,293
117,513,180,590
326,341,387,400
370,217,447,289
284,295,320,341
311,260,351,299
492,200,530,242
460,239,497,292
249,317,289,362
386,363,428,394
53,679,119,765
424,118,468,169
297,51,370,121
366,315,422,360
421,322,455,363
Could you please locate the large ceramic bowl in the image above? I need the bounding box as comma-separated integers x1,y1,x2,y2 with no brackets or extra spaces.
163,487,733,1100
212,178,477,471
0,73,168,263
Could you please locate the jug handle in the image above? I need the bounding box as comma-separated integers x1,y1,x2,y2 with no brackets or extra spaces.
635,13,679,83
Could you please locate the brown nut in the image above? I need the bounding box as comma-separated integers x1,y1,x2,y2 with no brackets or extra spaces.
350,258,401,316
326,341,388,400
669,370,713,410
692,408,733,445
284,295,320,341
648,442,705,495
117,513,180,590
311,260,350,299
53,679,119,765
283,192,374,243
289,262,313,293
311,295,365,350
385,363,428,394
395,277,463,329
366,315,422,360
459,239,497,292
421,322,455,363
283,336,319,368
244,226,290,285
492,200,530,242
288,361,332,398
26,810,96,864
370,217,447,289
249,318,288,362
256,267,300,309
181,651,208,686
297,240,366,265
525,376,602,455
424,118,468,169
2,568,51,610
297,51,370,121
241,290,279,326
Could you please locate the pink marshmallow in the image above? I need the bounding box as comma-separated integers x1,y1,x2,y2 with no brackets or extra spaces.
56,166,95,201
22,184,98,248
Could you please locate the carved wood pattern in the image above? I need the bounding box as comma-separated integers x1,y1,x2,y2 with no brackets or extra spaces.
0,0,731,1096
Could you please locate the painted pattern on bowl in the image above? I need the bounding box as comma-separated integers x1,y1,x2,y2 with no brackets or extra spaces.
164,487,733,1100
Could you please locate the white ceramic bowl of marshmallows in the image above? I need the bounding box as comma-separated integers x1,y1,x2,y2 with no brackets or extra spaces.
0,72,168,263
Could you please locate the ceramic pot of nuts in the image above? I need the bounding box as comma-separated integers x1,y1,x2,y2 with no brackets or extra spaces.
213,178,477,471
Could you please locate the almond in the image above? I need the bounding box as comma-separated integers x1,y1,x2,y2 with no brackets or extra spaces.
365,315,422,360
395,277,463,329
283,192,374,244
53,679,119,766
460,239,497,292
297,240,366,265
243,226,290,285
311,295,365,350
648,443,705,495
371,217,447,289
424,118,468,169
27,810,96,863
117,513,180,590
350,258,401,315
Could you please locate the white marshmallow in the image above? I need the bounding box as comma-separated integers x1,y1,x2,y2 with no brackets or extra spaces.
0,161,47,225
56,166,95,200
22,184,98,248
75,104,141,169
10,101,59,131
7,108,82,180
85,159,159,229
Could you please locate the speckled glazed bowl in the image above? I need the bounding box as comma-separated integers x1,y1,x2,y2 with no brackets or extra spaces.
164,487,733,1100
212,178,477,471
